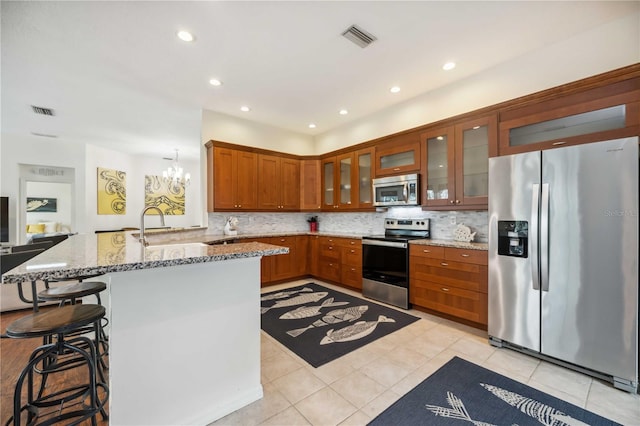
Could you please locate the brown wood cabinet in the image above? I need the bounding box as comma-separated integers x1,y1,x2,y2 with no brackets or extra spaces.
209,146,258,211
338,238,362,289
498,77,640,156
421,115,497,210
320,148,374,211
374,132,421,177
258,154,300,211
316,236,341,282
300,159,321,211
410,245,488,327
248,235,308,286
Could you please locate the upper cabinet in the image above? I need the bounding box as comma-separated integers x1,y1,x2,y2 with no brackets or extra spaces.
499,77,640,155
258,154,300,211
374,132,421,177
321,147,374,211
209,146,258,211
422,115,497,209
300,159,321,211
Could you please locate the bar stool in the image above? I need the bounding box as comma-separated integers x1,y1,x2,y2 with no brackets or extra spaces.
5,304,109,425
38,281,109,371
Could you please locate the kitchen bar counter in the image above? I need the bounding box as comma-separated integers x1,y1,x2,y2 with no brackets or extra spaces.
2,231,287,425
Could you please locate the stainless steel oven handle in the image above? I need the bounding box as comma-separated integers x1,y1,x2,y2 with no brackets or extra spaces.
361,239,407,249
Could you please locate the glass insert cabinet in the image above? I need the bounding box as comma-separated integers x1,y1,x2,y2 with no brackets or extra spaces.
422,115,497,209
321,148,374,210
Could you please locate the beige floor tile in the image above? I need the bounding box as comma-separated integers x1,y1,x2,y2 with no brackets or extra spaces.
360,356,411,388
389,366,432,397
259,406,311,426
262,351,304,382
295,387,357,426
401,318,440,336
338,410,372,426
311,357,356,384
210,382,290,426
272,367,328,404
421,324,463,348
484,347,540,379
339,345,381,370
407,332,449,359
449,336,496,363
530,361,592,402
359,389,402,420
261,336,285,359
586,379,640,424
330,370,388,408
526,379,587,407
383,345,428,371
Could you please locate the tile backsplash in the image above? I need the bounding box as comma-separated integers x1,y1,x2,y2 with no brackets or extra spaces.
208,207,487,242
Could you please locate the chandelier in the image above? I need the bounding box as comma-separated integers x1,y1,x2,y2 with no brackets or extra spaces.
162,149,191,188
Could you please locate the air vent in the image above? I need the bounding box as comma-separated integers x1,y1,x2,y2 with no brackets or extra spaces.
30,167,64,177
342,25,377,48
31,105,55,116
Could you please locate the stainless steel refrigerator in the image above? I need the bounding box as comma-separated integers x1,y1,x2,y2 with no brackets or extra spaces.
488,136,639,393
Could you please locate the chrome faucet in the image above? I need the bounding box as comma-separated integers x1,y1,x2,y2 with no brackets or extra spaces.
139,206,165,246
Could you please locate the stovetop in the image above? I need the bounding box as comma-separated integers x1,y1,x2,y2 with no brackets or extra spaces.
363,218,431,242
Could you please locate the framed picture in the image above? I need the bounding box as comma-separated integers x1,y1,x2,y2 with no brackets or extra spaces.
26,197,57,212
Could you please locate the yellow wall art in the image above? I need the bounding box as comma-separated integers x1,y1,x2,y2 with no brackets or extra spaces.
97,167,126,215
144,175,185,215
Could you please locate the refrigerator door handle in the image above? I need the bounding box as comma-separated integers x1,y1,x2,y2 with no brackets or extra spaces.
540,183,550,292
531,184,540,290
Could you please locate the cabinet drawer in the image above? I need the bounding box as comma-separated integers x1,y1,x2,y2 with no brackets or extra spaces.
410,245,445,259
341,265,362,289
410,257,487,293
410,280,487,325
444,248,487,265
342,247,362,265
318,260,341,282
337,238,361,248
320,243,340,261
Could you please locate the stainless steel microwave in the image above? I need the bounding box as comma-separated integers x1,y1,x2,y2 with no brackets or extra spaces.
372,174,419,207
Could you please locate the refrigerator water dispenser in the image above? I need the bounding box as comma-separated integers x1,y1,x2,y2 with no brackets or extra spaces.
497,221,528,258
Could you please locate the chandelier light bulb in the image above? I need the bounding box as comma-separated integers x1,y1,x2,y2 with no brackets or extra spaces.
163,149,191,188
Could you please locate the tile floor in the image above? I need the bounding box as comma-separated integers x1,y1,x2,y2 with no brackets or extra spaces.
210,279,640,426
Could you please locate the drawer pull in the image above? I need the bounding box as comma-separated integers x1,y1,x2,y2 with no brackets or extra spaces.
441,287,450,292
351,268,356,271
350,241,355,245
461,253,470,257
280,239,286,242
440,262,449,266
329,247,333,250
423,249,431,253
393,167,401,171
350,249,355,253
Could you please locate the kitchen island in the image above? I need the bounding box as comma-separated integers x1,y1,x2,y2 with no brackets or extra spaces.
2,231,288,425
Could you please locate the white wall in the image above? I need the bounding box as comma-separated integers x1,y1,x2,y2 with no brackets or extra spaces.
1,135,87,245
314,12,640,153
26,181,72,229
85,144,202,231
201,109,315,155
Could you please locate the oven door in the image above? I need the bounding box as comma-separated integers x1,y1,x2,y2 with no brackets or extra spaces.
362,239,409,308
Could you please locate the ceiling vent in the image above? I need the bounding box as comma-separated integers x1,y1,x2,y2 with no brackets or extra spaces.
31,105,55,116
30,167,64,177
341,25,377,48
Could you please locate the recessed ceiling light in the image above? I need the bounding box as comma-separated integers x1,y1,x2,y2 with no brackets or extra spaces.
308,123,316,129
240,106,251,112
209,79,222,86
177,31,194,42
390,86,401,93
339,109,348,115
443,62,456,71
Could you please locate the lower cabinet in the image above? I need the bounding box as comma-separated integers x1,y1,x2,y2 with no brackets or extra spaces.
339,238,362,289
247,236,307,286
409,245,488,326
317,236,341,282
311,236,362,288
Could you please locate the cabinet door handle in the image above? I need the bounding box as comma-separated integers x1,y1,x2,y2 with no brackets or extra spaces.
351,268,356,271
449,200,454,204
329,247,333,250
461,253,470,257
552,141,566,146
441,287,450,292
440,262,449,266
455,200,460,204
393,167,401,171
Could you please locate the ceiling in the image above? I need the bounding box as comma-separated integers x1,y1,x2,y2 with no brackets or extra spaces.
2,1,637,161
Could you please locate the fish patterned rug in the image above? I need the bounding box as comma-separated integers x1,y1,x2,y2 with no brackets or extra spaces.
368,356,619,425
260,283,420,368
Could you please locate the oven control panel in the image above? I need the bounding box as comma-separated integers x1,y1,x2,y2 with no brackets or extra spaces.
384,218,430,231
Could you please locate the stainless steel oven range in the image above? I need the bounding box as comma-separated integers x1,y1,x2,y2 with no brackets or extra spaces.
362,218,430,309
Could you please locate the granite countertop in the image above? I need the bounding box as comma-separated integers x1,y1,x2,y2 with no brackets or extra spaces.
409,238,488,251
1,230,288,284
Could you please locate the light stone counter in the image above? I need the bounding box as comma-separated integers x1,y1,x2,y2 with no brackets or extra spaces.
409,238,488,251
1,231,287,426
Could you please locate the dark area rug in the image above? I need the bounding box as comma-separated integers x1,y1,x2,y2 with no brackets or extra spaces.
260,282,419,368
369,356,619,425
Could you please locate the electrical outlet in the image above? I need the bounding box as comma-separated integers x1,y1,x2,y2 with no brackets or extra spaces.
449,215,456,225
